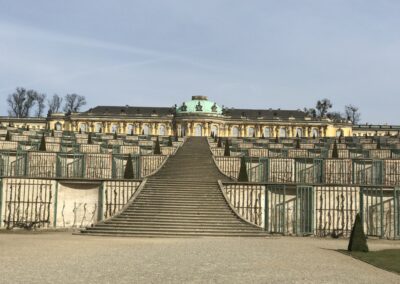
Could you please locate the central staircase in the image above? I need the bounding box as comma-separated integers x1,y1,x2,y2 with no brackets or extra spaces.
81,137,266,237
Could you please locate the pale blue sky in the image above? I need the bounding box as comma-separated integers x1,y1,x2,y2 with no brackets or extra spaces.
0,1,399,124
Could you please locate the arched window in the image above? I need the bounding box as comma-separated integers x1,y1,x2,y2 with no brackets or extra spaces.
336,129,343,137
231,126,239,137
80,123,87,133
142,124,150,135
279,128,287,138
55,122,62,131
111,124,118,134
194,124,202,136
95,123,102,133
159,125,166,136
127,124,135,135
211,125,218,136
263,127,270,138
296,128,303,137
247,127,255,137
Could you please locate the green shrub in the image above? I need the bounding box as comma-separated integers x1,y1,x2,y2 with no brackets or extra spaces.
5,131,11,141
331,140,339,158
237,156,249,182
217,137,222,148
224,139,230,156
154,137,161,154
87,132,92,144
39,133,46,151
348,213,369,252
167,136,173,147
124,154,134,179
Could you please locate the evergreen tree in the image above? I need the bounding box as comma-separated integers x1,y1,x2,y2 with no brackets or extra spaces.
253,132,256,138
262,133,265,139
130,128,134,136
237,156,249,182
214,134,218,143
154,137,161,154
217,137,222,148
123,154,135,179
332,140,339,158
26,125,29,131
39,133,46,151
377,139,381,150
87,132,93,144
224,139,230,156
79,128,82,134
296,138,301,149
174,133,179,142
113,131,118,140
99,127,102,134
348,213,369,252
5,130,11,141
167,136,173,147
142,129,145,135
275,135,279,143
51,129,55,137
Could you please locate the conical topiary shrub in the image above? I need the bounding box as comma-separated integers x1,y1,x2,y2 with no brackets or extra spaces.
130,129,134,136
174,133,179,142
377,139,381,150
262,133,265,139
214,134,218,143
237,156,249,182
296,138,301,149
154,137,161,154
113,131,118,140
224,139,230,156
339,133,342,144
217,137,222,148
348,213,369,252
124,154,135,179
87,132,93,144
51,129,55,137
332,140,339,158
5,130,11,141
26,125,29,131
275,135,279,143
167,136,173,147
39,133,46,151
211,131,214,138
253,132,256,138
99,127,102,134
79,128,82,134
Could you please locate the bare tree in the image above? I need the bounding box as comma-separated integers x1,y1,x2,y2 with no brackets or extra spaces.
327,111,344,122
303,107,317,118
63,94,86,113
345,104,361,124
7,88,37,118
47,94,63,113
34,93,46,117
316,99,332,118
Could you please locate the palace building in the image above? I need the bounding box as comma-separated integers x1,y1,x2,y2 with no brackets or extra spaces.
1,96,354,138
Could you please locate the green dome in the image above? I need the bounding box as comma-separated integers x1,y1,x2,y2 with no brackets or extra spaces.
176,96,223,116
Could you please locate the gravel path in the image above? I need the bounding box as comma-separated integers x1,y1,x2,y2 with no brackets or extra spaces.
0,233,399,283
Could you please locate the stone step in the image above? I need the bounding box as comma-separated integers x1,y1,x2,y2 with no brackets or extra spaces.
82,137,263,237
